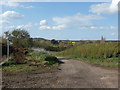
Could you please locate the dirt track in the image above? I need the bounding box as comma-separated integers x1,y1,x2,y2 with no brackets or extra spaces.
2,57,118,88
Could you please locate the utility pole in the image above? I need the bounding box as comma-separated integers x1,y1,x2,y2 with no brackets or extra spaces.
7,37,10,62
4,31,11,62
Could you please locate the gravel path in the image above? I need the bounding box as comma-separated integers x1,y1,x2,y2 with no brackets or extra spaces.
2,57,118,88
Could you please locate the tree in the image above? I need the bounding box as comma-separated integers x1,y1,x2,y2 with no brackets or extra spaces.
51,39,59,45
10,29,32,48
4,29,32,48
12,30,30,38
3,29,32,64
4,31,11,39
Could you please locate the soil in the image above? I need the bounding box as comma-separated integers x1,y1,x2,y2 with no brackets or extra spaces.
2,57,118,88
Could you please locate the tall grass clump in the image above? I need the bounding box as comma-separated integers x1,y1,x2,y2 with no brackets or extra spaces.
26,52,60,66
59,42,119,59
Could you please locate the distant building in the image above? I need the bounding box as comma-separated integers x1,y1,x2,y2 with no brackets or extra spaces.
101,36,106,43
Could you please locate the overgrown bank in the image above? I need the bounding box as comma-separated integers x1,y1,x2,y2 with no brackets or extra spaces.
2,51,60,72
53,42,119,67
1,29,61,72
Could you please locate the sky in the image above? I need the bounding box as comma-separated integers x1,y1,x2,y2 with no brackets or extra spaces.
0,0,119,40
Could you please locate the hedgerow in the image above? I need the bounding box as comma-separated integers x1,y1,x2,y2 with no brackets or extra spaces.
59,42,119,59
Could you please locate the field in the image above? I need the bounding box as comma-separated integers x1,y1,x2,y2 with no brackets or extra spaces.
53,42,119,67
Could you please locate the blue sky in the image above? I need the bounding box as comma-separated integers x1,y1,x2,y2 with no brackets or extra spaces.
0,0,118,40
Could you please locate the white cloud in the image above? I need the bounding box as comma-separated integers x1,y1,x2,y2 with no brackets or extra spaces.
39,24,66,30
52,24,66,30
40,20,47,25
0,1,34,8
0,1,20,7
7,0,38,2
40,26,51,30
89,0,119,14
79,25,117,30
109,0,119,13
53,13,103,25
2,22,36,31
25,5,34,8
3,25,15,30
51,13,103,30
16,22,35,30
4,0,111,2
39,19,66,30
0,20,10,25
0,11,24,25
53,17,71,25
1,11,24,19
39,13,104,30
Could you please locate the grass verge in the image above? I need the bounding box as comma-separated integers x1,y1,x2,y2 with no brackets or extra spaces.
53,53,119,68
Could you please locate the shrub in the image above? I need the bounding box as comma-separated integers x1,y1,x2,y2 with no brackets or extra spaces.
2,59,16,66
45,56,59,65
26,52,47,61
13,47,26,64
26,52,59,66
45,46,66,52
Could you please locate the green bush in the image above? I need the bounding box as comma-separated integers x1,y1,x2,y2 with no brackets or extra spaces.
24,49,33,55
26,52,59,66
45,55,59,65
2,59,16,66
45,46,66,52
26,52,46,61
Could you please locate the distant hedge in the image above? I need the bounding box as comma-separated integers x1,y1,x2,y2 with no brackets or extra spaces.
45,46,66,52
